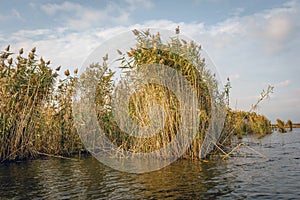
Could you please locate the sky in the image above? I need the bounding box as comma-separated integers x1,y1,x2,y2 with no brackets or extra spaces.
0,0,299,123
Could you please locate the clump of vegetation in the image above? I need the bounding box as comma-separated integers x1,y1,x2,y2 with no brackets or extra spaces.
0,28,275,162
286,119,292,132
215,84,274,155
224,111,272,139
76,29,223,160
77,29,273,160
0,46,82,162
276,118,286,133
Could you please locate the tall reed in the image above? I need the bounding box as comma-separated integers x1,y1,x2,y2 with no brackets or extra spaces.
223,110,272,139
0,28,274,162
286,119,292,132
77,29,226,160
276,118,286,133
0,47,56,160
0,46,82,161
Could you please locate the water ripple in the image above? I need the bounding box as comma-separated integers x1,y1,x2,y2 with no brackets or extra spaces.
1,130,300,199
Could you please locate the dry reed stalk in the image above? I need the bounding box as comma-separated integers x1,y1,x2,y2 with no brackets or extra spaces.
276,118,286,133
88,29,219,160
0,47,82,162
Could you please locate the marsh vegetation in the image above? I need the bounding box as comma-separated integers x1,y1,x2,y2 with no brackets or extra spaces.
0,29,274,162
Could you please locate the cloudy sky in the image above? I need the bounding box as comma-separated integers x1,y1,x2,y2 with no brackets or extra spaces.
1,0,299,123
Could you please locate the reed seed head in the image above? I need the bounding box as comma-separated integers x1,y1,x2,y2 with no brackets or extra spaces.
117,49,123,55
175,26,180,34
103,53,108,61
145,29,150,36
1,53,9,59
80,73,85,80
190,40,194,48
64,69,70,76
5,45,10,52
132,29,139,36
7,58,12,65
29,52,34,60
155,32,160,40
19,48,23,55
126,51,132,57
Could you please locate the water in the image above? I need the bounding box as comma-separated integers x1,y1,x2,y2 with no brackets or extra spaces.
1,129,300,199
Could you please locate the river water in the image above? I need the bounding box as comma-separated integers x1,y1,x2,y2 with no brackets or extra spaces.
1,129,300,199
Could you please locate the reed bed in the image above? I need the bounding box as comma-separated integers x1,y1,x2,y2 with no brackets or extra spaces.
224,110,272,139
276,118,286,133
286,119,292,132
0,28,273,162
0,46,82,162
74,29,224,160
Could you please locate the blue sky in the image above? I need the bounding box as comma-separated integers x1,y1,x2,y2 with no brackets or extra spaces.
0,0,299,123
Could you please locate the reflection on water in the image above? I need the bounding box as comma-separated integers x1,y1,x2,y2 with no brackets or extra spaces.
1,129,300,199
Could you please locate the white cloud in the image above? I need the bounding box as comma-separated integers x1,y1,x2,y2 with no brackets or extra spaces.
11,9,22,20
196,1,299,54
125,0,153,11
5,1,299,70
259,87,300,122
265,15,292,41
229,74,240,81
29,2,36,9
262,15,293,54
2,0,300,122
192,0,222,4
0,8,24,22
230,7,245,17
41,1,82,15
40,1,153,30
275,80,291,88
11,29,52,40
209,19,241,36
0,14,4,21
41,1,131,29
